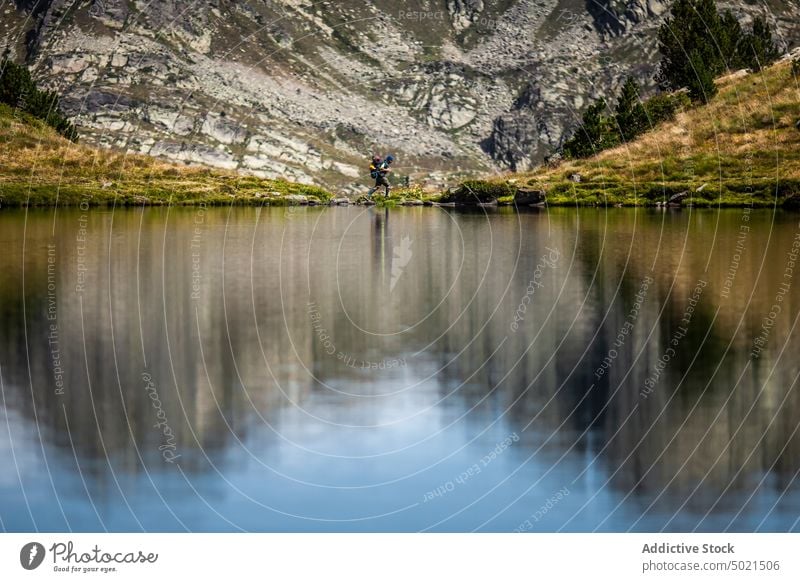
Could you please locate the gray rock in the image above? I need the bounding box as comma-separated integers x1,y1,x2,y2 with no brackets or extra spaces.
89,0,129,29
667,191,690,206
201,114,247,145
447,0,485,32
588,0,669,37
514,189,546,206
284,195,309,205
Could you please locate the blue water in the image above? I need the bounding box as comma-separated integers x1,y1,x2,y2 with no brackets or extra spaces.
1,206,799,532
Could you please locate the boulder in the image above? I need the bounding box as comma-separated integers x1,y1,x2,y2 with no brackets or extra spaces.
783,193,800,210
284,195,309,205
439,180,513,206
514,188,545,206
544,152,563,168
667,191,690,207
568,173,582,183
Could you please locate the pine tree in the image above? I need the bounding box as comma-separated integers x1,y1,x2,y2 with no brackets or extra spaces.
0,56,78,141
615,77,647,142
688,49,717,103
563,98,617,159
739,16,780,72
0,55,34,108
656,0,725,101
718,10,744,70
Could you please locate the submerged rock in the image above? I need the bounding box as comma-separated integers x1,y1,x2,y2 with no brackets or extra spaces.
667,191,690,207
514,188,546,206
440,180,514,206
284,195,309,205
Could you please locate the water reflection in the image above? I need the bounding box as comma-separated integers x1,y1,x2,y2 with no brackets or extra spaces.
0,207,798,532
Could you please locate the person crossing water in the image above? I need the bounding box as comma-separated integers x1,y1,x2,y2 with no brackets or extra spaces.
367,154,395,198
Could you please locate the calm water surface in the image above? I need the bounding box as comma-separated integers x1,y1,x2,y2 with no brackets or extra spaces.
1,206,799,532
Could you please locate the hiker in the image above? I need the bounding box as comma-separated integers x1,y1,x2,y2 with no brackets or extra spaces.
367,154,394,198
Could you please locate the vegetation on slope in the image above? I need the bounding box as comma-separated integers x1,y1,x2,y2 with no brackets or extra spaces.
656,0,780,103
1,53,78,141
471,58,800,208
563,0,782,160
0,104,332,207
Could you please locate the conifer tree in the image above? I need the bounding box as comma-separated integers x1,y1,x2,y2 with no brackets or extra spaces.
657,0,724,102
718,10,744,70
563,98,617,159
615,77,647,142
0,55,77,141
739,16,780,72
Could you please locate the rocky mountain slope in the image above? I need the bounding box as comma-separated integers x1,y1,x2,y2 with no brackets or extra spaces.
2,0,798,193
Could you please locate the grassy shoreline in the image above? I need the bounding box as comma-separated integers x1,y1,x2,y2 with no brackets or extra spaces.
0,103,333,208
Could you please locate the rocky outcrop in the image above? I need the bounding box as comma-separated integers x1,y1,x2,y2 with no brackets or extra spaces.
201,114,247,145
447,0,486,32
588,0,670,37
88,0,129,30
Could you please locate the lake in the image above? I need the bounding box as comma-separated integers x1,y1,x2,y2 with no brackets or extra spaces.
1,205,799,532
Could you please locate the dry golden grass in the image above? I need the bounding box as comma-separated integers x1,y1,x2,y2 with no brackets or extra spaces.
0,104,332,206
512,59,800,206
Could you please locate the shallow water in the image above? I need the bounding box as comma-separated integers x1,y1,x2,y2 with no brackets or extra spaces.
1,205,799,532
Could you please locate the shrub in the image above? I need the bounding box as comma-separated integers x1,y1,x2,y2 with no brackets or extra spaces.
643,92,689,126
564,81,688,160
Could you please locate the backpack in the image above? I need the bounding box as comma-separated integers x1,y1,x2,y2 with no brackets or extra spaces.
369,155,382,179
